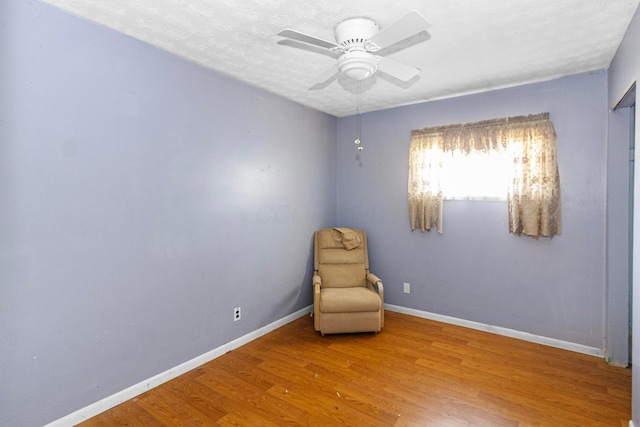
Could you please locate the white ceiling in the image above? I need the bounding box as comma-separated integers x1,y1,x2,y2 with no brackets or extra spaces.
40,0,639,117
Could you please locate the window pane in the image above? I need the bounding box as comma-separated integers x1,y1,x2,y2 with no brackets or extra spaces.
441,150,509,200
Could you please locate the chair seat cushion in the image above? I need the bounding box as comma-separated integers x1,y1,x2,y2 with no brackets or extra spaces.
320,287,381,313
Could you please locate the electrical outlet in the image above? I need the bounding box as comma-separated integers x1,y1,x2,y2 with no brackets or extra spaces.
233,307,241,322
403,282,410,294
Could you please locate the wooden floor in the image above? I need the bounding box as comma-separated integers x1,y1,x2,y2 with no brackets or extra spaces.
80,311,631,426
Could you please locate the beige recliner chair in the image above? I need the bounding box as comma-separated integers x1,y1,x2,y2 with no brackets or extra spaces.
313,228,384,335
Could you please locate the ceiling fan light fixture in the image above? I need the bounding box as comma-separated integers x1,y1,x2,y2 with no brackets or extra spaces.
337,51,378,81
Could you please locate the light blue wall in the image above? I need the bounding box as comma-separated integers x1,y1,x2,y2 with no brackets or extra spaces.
337,71,608,349
0,1,336,426
609,4,640,424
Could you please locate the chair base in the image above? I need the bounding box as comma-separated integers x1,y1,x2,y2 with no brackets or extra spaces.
316,311,382,335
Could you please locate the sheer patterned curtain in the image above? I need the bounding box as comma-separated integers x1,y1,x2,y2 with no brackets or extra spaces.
505,116,561,238
408,113,560,238
408,130,445,232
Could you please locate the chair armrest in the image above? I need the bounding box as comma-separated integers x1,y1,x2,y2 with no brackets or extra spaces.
367,273,384,328
367,273,384,297
313,278,321,331
367,273,382,285
313,274,322,287
314,282,321,304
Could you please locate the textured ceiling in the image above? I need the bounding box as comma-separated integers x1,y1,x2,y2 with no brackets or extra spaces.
40,0,639,117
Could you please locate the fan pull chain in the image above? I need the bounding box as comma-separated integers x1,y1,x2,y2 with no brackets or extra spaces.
355,81,363,151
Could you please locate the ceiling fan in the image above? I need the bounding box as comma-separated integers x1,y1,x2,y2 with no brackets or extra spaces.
277,10,431,88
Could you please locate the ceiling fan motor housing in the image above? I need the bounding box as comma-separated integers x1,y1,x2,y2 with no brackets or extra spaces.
334,18,379,50
334,18,380,80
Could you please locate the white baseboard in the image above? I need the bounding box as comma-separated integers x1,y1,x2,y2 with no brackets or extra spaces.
607,360,630,368
630,420,635,427
45,305,313,427
384,304,604,358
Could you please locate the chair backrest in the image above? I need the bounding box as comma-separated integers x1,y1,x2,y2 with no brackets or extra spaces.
314,228,370,289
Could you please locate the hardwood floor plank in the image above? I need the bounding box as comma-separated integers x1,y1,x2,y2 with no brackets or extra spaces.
257,355,386,421
79,311,631,426
162,375,227,422
134,389,219,426
415,355,622,425
215,411,282,427
267,383,394,427
195,360,322,426
86,400,162,427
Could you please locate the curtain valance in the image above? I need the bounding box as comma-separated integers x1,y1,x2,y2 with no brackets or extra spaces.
411,113,552,155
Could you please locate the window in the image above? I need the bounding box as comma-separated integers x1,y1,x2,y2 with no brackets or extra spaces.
408,113,561,238
440,148,509,200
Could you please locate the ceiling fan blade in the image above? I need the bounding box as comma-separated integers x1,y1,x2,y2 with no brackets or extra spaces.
309,64,339,89
369,10,431,50
277,29,338,51
377,56,420,81
277,39,342,58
